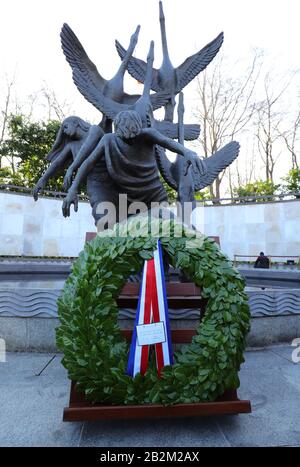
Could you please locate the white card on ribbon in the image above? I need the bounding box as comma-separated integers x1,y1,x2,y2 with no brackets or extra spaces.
136,322,166,346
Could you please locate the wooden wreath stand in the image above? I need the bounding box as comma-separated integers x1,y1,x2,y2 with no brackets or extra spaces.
63,281,251,422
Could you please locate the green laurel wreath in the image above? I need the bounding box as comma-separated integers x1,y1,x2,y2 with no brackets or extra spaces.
56,216,250,405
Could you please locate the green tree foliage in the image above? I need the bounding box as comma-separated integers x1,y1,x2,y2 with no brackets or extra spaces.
160,177,177,203
0,166,23,186
0,115,63,190
281,169,300,197
233,180,280,203
195,188,213,202
160,179,213,204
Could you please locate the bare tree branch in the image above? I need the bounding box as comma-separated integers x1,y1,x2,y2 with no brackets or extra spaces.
254,71,296,180
193,50,263,198
0,74,17,168
40,83,71,121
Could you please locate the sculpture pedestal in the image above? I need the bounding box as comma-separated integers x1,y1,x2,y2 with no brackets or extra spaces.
63,282,251,421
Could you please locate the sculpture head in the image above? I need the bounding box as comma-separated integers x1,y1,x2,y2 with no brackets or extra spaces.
114,110,143,139
62,116,90,138
46,116,90,161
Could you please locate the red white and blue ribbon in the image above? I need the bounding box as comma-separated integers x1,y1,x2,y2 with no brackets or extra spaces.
127,240,173,378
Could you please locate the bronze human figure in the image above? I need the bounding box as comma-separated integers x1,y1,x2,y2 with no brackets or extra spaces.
32,116,110,222
61,109,206,219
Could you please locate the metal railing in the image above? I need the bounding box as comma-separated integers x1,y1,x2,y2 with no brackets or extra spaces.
1,260,300,288
0,184,88,200
201,192,300,206
0,184,300,205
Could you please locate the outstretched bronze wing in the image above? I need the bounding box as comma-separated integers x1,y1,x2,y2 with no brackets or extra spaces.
60,23,166,115
175,32,224,94
115,32,224,94
193,142,240,191
154,121,200,141
155,141,240,192
61,23,107,96
115,40,160,92
155,145,177,190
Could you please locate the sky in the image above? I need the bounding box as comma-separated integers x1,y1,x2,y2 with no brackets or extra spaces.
1,0,300,116
1,0,300,187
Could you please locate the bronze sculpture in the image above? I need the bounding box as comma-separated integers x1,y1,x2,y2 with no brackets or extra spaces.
61,109,205,219
33,0,240,229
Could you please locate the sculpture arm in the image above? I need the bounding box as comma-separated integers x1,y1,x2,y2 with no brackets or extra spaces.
141,128,189,156
33,145,71,200
63,125,104,190
62,142,105,217
141,128,207,175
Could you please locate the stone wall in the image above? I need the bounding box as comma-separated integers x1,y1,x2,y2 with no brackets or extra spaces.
197,200,300,260
1,285,300,350
0,190,299,259
0,191,94,257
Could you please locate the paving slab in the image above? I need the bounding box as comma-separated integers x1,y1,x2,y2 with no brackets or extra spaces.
216,352,300,447
0,352,55,383
269,343,300,363
41,356,230,447
79,418,229,448
0,346,299,447
0,353,82,446
241,347,293,370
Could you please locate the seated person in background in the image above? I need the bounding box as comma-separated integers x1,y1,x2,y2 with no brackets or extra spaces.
254,252,270,269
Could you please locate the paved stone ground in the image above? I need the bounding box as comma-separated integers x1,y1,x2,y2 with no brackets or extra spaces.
0,345,299,447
